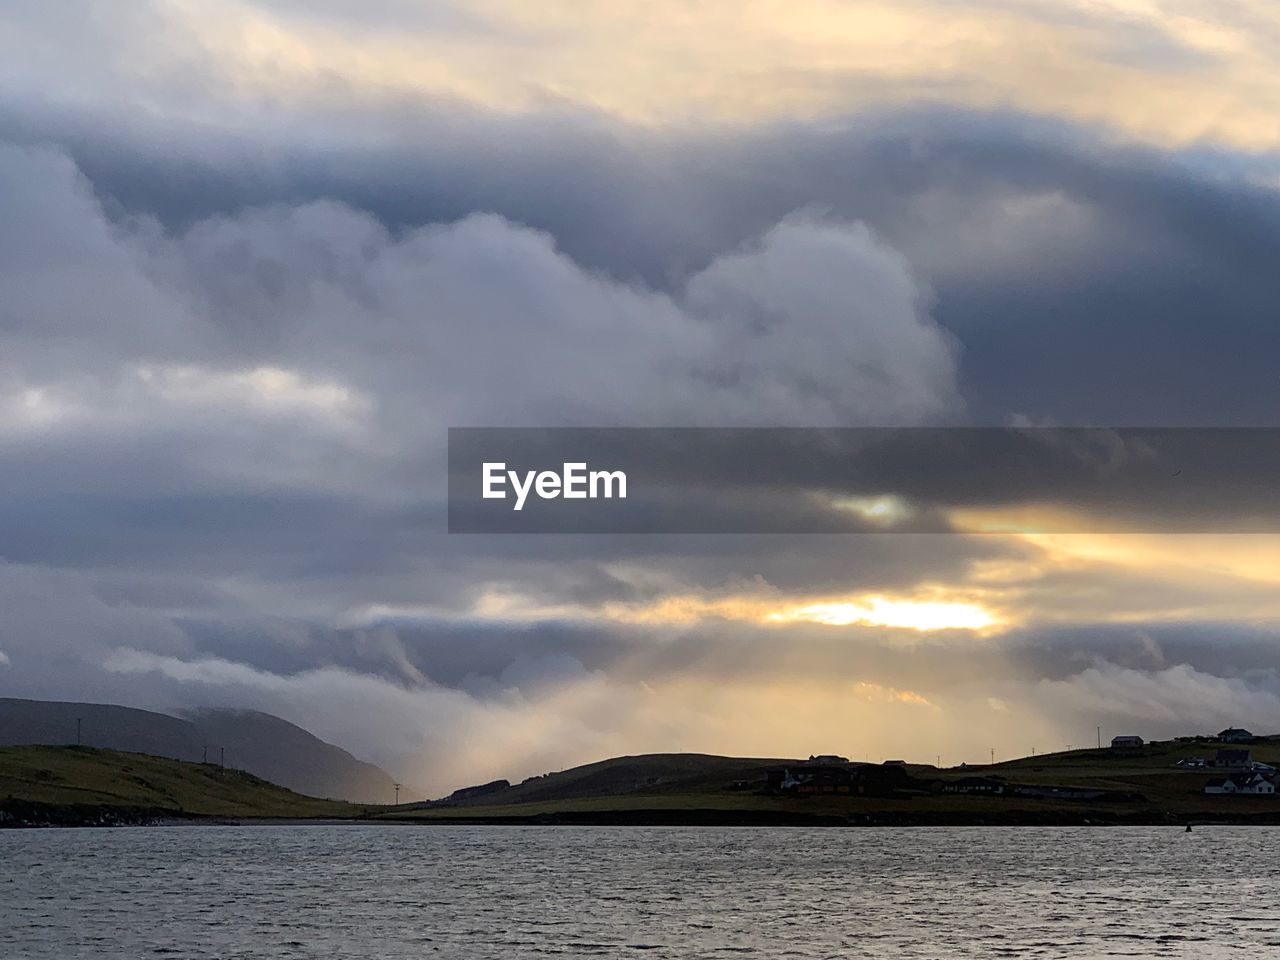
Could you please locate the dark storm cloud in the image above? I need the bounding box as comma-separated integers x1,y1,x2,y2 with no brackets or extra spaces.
6,96,1280,425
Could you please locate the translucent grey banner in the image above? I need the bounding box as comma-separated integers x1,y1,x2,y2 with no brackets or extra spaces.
447,427,1280,533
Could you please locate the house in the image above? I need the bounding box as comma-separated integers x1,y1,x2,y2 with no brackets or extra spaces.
767,762,912,797
1218,727,1257,744
806,754,849,764
1204,772,1276,796
769,764,859,795
1204,777,1235,795
1215,748,1252,769
1110,735,1144,749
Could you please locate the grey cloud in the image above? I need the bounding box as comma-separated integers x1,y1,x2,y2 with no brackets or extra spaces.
7,6,1280,784
9,94,1280,426
0,139,980,785
1033,662,1280,739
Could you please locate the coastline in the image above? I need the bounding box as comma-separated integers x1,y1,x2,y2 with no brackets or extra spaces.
9,800,1280,829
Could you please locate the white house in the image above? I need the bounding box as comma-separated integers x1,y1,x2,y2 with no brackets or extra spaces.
1205,773,1276,795
1243,777,1276,795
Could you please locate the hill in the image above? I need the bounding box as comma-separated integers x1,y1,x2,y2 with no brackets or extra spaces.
0,745,364,825
0,698,398,803
432,753,791,807
392,739,1280,826
8,735,1280,829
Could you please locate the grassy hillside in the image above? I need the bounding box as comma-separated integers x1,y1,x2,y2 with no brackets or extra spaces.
0,745,367,822
8,739,1280,828
389,739,1280,826
440,753,791,806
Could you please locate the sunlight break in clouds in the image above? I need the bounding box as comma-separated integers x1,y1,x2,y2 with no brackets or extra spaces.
595,588,1006,634
768,598,1000,632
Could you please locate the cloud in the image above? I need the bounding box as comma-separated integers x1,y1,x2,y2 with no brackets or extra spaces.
1034,662,1280,735
7,533,1280,792
0,141,974,786
0,142,961,493
8,93,1280,427
94,638,1054,791
8,1,1280,148
5,4,1280,788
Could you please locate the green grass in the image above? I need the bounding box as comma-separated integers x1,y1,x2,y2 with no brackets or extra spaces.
0,745,368,819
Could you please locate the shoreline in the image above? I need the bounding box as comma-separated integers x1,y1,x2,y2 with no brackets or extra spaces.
8,801,1280,830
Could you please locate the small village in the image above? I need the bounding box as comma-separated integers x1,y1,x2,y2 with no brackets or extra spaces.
764,727,1280,806
1104,728,1278,796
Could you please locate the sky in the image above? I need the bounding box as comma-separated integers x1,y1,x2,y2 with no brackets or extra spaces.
5,1,1280,795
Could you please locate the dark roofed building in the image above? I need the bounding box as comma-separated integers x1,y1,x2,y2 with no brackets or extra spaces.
767,764,859,795
767,762,912,797
1215,748,1252,769
1110,735,1144,749
1218,727,1256,744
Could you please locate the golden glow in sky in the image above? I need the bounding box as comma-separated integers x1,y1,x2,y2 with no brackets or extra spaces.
115,0,1280,149
365,532,1280,641
767,597,1000,631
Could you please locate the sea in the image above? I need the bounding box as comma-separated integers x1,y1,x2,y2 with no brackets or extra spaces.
3,824,1279,958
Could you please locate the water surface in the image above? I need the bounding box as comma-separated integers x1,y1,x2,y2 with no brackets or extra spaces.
4,825,1278,958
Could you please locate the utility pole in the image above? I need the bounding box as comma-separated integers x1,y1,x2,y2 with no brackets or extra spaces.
202,745,208,764
75,717,82,747
1097,726,1102,750
394,783,401,805
220,747,225,769
990,747,995,765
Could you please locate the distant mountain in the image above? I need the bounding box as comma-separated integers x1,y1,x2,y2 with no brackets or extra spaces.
181,707,399,804
0,698,398,803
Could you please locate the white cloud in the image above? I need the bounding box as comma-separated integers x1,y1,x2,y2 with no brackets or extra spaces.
1035,662,1280,732
134,364,369,419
